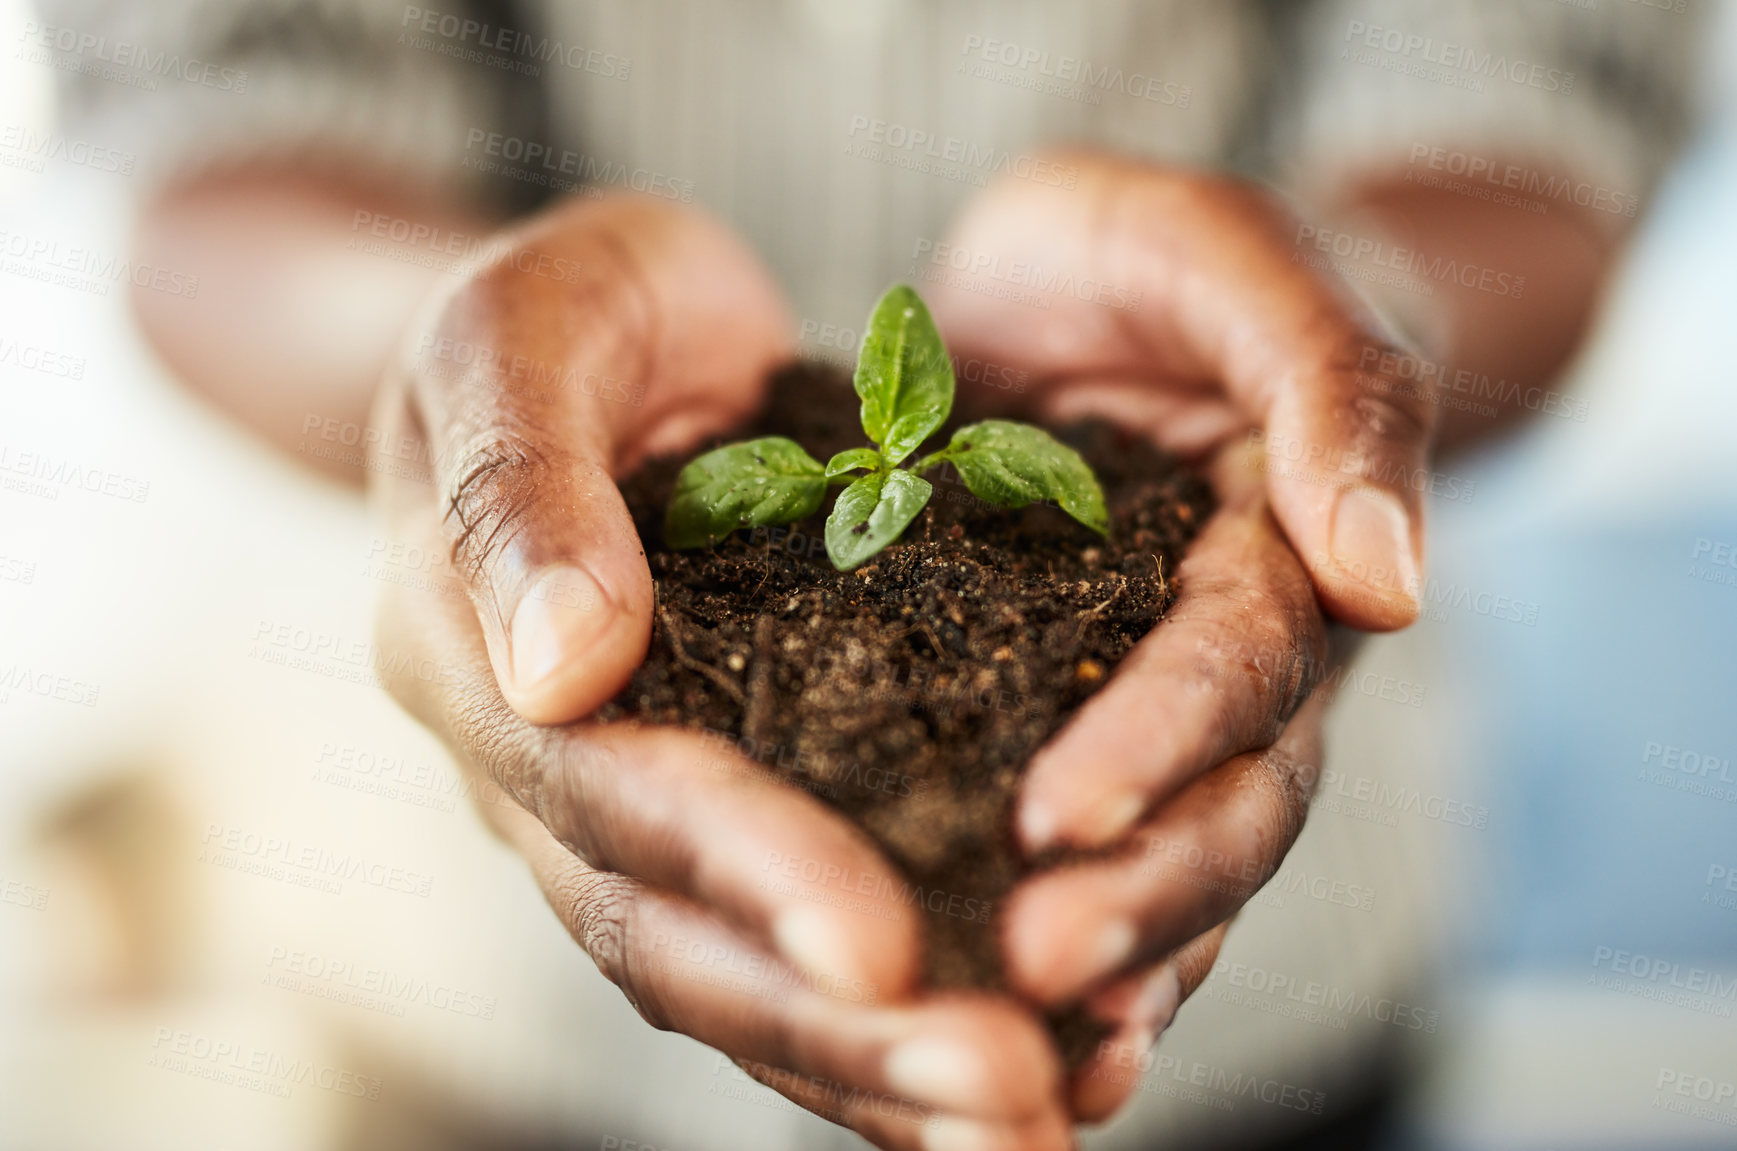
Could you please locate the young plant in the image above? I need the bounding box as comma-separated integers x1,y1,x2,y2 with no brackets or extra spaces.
664,284,1108,570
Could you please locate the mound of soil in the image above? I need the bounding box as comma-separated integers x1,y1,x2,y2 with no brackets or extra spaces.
600,363,1214,1062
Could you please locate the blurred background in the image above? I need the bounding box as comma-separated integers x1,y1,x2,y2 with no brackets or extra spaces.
1,1,1734,1149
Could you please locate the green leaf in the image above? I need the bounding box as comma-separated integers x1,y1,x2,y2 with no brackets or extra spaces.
824,469,933,570
941,420,1110,535
853,284,954,466
825,448,881,480
664,437,826,549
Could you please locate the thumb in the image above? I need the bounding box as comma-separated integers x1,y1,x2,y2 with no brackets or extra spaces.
383,195,792,723
1252,328,1433,630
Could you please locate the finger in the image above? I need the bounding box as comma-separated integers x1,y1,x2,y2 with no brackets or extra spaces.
1018,444,1327,853
374,469,920,994
1004,693,1325,1006
498,802,1066,1128
1069,926,1228,1124
843,1103,1075,1151
929,151,1433,628
383,193,792,724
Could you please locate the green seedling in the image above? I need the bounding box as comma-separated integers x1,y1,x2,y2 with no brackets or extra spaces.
664,284,1108,570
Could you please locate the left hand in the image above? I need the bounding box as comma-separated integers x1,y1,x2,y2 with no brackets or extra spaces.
924,150,1432,1120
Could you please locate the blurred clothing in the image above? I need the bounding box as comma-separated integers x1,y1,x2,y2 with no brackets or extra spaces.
37,0,1701,323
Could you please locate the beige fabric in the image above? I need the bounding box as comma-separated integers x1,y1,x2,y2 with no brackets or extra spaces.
36,0,1701,321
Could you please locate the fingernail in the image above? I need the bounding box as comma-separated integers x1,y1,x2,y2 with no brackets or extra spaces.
508,565,613,696
885,1037,990,1109
1021,791,1143,854
920,1116,998,1151
1132,964,1183,1036
1083,919,1136,986
1329,486,1419,607
1018,800,1057,853
772,906,862,983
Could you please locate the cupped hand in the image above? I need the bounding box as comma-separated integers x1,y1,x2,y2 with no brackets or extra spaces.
369,195,1071,1149
925,152,1435,1118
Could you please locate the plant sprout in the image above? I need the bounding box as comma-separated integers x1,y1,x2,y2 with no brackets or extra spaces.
664,284,1108,570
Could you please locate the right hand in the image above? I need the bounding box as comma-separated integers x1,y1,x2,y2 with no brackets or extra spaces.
369,196,1072,1151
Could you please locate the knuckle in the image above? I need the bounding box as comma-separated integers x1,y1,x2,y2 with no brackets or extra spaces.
468,206,661,369
445,687,550,812
1298,325,1438,466
554,870,655,1010
533,738,622,865
1247,749,1314,867
1174,925,1231,998
442,427,557,584
1179,586,1319,736
1327,334,1438,450
1348,388,1435,460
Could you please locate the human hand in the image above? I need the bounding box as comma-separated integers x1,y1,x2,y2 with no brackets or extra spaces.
925,152,1434,1119
369,196,1073,1149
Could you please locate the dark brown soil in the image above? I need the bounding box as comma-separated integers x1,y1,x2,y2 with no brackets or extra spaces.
600,363,1214,1063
